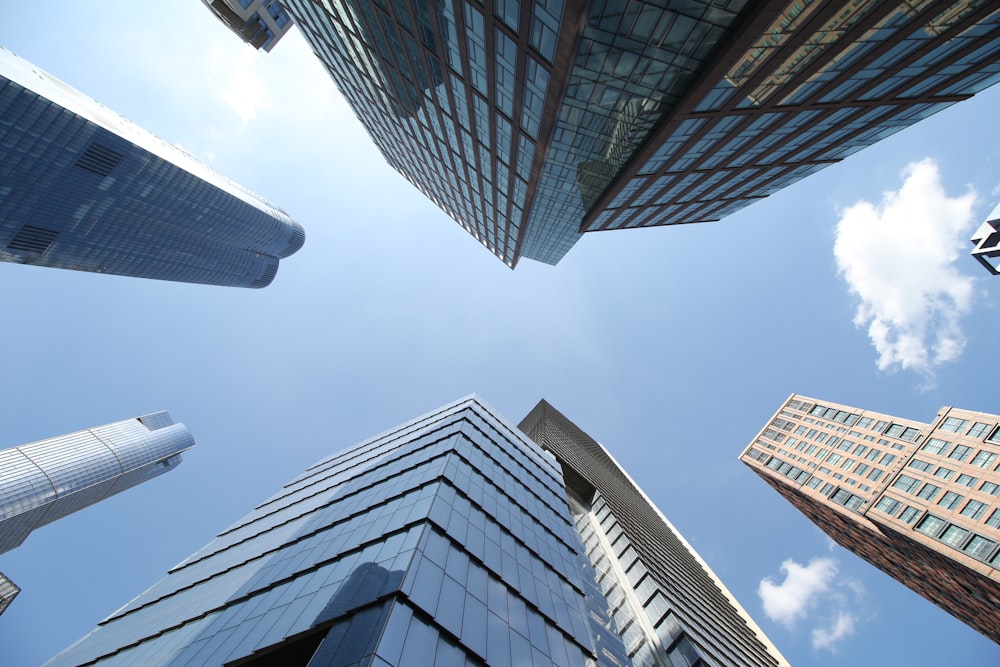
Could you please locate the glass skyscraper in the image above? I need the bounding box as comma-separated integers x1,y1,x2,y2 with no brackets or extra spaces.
0,411,193,616
46,396,786,666
0,411,193,556
0,46,305,288
223,0,1000,267
740,394,1000,643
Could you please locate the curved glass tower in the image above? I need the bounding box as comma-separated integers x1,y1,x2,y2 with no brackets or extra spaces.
0,411,194,556
0,46,304,288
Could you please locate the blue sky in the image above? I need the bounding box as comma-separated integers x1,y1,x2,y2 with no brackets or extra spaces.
2,2,999,665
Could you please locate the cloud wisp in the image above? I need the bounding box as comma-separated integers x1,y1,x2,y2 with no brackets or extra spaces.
758,556,863,652
759,557,838,627
811,611,857,651
833,158,977,381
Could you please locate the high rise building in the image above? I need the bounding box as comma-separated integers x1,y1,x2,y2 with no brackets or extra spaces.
201,0,294,51
46,396,786,666
0,46,304,288
0,412,193,616
971,200,1000,274
739,394,1000,643
207,0,1000,267
0,412,194,556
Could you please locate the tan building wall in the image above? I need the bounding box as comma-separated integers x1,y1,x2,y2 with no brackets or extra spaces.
740,394,1000,643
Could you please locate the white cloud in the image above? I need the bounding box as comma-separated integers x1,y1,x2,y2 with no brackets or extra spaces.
218,48,272,125
833,158,977,380
811,611,857,651
758,557,838,627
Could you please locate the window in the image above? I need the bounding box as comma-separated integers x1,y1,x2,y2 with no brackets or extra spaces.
987,426,1000,445
986,509,1000,529
865,448,882,462
961,500,988,520
875,420,888,432
916,513,946,536
922,438,951,456
940,417,969,433
821,483,835,496
968,422,992,439
868,469,884,482
964,535,996,561
916,483,940,502
842,458,855,470
949,445,973,462
939,524,969,547
971,451,997,469
899,427,920,442
933,466,954,481
857,417,874,429
831,489,863,510
885,423,905,438
806,476,822,490
937,491,963,510
880,453,896,466
855,463,870,476
899,506,921,524
980,481,1000,496
827,453,843,466
853,444,868,456
875,497,901,516
893,475,920,494
908,459,932,472
957,474,978,488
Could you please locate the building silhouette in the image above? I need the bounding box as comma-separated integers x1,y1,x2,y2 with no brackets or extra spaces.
208,0,1000,266
740,394,1000,643
45,396,785,666
0,46,304,287
0,412,193,616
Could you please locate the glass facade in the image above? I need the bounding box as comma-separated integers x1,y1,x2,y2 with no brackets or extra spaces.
0,412,194,556
0,47,304,288
271,0,999,267
588,0,1000,235
46,396,785,666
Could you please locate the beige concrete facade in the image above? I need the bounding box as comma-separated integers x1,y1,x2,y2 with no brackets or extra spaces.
740,394,1000,643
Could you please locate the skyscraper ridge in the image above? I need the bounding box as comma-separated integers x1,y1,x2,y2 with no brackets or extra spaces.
45,396,787,666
